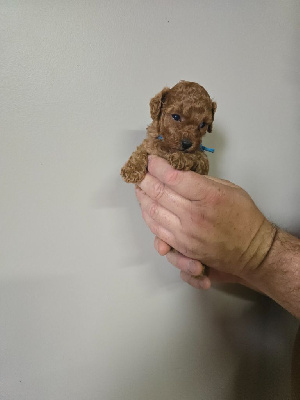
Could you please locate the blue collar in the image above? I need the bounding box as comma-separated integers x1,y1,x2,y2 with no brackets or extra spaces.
200,144,215,153
156,135,214,153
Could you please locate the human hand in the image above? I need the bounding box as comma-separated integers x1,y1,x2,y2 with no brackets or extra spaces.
135,156,276,289
153,236,251,290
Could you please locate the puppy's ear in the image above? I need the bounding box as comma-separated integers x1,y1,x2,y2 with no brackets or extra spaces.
150,87,169,120
208,101,217,133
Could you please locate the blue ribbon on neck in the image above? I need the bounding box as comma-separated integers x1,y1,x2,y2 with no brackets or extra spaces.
156,135,214,153
200,144,215,153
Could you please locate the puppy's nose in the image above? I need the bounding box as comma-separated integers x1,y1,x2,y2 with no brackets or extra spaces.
181,139,193,150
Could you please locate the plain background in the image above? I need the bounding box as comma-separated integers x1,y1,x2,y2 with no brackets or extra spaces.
1,1,300,399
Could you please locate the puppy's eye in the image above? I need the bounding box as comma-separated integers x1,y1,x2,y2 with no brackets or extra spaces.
199,122,206,129
171,114,181,122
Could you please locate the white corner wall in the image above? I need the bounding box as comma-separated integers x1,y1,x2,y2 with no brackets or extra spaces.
1,1,299,399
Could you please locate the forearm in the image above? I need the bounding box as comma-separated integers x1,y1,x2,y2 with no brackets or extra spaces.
246,229,300,318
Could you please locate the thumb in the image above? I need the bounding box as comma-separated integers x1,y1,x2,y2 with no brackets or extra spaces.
147,155,214,200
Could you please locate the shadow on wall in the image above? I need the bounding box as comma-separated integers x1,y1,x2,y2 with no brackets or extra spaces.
94,129,144,210
193,289,297,399
207,292,299,400
103,286,299,400
292,324,300,400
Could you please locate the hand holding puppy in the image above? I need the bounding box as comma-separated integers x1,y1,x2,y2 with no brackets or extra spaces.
135,156,276,290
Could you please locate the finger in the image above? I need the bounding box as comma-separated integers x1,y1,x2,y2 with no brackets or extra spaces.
135,186,181,232
138,172,190,217
147,156,236,200
154,237,171,256
139,204,176,248
166,250,205,276
180,271,211,290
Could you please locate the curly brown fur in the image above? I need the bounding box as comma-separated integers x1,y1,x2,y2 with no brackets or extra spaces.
121,81,217,183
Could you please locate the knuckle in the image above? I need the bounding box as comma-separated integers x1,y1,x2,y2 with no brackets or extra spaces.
148,202,158,218
164,169,183,186
153,181,165,200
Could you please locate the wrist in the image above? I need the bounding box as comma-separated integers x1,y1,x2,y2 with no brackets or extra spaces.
240,218,277,273
245,229,300,318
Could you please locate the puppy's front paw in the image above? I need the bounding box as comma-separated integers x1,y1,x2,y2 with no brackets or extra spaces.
121,162,147,183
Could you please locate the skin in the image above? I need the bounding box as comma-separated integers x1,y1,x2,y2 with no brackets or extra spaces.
135,156,300,318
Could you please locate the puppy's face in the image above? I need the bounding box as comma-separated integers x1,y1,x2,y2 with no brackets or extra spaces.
149,81,216,153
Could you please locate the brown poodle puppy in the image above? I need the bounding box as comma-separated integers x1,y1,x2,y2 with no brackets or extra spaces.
121,81,217,183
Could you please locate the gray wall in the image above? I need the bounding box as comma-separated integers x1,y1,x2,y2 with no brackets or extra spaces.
1,1,299,399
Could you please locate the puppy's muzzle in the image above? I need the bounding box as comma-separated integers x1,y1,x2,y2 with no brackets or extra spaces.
181,139,193,151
